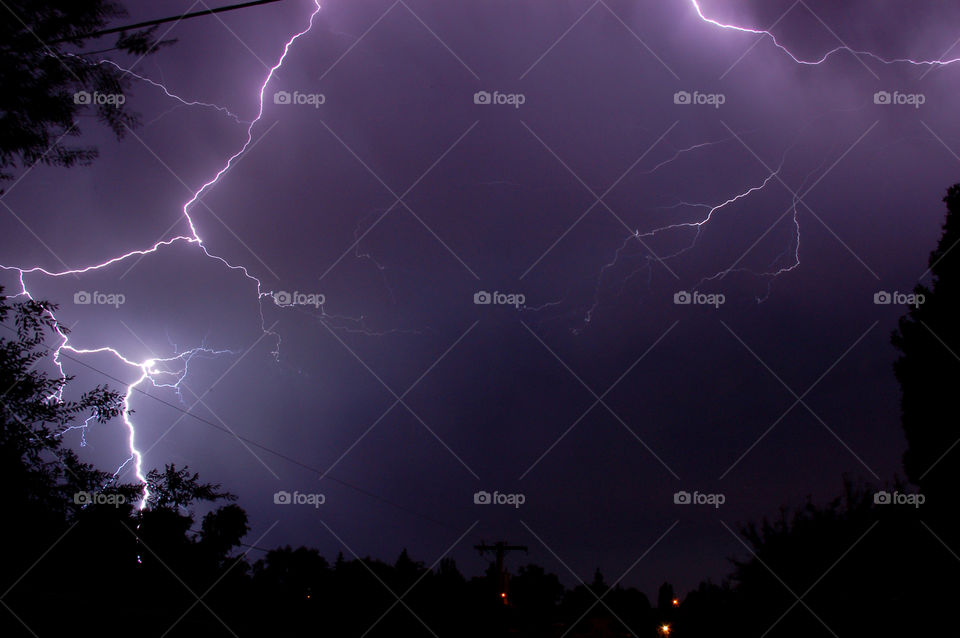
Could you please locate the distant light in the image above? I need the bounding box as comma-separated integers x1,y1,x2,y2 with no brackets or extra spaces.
660,624,671,635
672,598,679,607
500,592,507,598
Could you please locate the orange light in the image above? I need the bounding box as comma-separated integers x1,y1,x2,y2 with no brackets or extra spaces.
500,592,507,598
672,598,679,607
660,624,671,635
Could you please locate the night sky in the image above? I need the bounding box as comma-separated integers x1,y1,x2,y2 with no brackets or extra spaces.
3,0,960,596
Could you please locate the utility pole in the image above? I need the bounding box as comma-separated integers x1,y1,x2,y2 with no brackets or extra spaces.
475,541,528,605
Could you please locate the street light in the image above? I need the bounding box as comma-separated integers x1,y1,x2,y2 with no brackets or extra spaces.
659,624,671,636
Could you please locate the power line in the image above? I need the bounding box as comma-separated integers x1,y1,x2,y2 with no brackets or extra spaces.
49,0,291,45
0,320,459,533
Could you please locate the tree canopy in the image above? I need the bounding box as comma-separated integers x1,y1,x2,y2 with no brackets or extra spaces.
0,0,173,183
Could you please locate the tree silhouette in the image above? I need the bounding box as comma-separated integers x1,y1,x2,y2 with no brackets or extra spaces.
145,463,236,510
0,289,255,637
893,183,960,514
0,0,174,184
200,503,250,562
0,287,135,524
1,288,140,635
691,478,954,637
656,581,675,612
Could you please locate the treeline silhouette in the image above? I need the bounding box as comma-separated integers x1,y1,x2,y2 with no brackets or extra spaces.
3,184,960,636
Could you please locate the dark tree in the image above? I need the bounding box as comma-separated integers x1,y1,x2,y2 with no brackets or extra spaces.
892,183,960,513
0,286,135,527
0,288,141,635
675,581,733,636
137,464,244,585
703,480,949,638
510,563,564,617
0,0,173,183
656,581,675,611
200,503,250,562
1,289,255,637
145,462,236,510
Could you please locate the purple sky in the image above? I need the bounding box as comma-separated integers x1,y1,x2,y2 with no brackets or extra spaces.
4,0,960,596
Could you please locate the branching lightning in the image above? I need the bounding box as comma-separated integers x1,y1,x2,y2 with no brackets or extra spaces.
531,1,960,331
2,1,324,506
4,0,958,503
689,0,960,69
572,141,791,330
61,52,249,124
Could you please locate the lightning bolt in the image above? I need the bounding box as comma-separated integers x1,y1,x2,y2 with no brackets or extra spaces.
689,0,960,69
576,145,789,330
517,128,798,332
531,1,960,331
2,0,324,507
60,52,249,124
7,0,954,504
691,143,841,300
